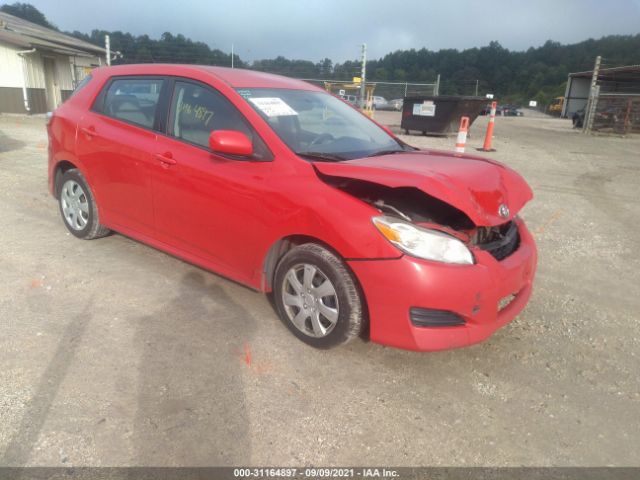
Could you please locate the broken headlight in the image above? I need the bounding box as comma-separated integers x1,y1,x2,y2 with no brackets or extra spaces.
373,216,474,265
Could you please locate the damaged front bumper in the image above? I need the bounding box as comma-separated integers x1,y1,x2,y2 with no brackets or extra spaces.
348,217,537,351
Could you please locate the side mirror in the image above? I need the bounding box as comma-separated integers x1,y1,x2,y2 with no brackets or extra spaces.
209,130,253,157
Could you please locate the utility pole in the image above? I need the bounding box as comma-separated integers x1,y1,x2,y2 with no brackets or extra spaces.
584,55,601,134
231,43,234,68
475,79,479,96
360,43,367,108
105,34,111,66
434,74,440,96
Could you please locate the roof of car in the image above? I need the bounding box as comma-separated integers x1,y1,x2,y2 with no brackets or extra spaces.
96,64,322,91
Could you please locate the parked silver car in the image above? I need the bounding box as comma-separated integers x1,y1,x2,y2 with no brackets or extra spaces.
371,96,388,109
378,98,403,111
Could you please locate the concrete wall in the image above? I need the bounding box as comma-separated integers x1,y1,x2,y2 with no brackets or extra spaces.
0,87,27,112
0,87,47,114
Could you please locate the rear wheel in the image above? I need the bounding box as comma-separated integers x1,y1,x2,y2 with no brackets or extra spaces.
57,169,110,239
273,243,364,349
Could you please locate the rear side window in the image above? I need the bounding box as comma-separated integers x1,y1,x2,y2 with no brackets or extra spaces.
99,78,164,129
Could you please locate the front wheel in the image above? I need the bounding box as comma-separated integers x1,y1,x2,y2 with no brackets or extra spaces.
273,243,365,349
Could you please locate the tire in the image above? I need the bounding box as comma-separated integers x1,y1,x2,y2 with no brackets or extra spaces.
273,243,364,349
57,169,110,239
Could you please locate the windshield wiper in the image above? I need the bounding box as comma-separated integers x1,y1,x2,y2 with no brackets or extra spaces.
297,151,347,162
365,148,414,158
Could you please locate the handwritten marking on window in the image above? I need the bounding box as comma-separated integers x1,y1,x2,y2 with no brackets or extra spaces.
179,102,214,127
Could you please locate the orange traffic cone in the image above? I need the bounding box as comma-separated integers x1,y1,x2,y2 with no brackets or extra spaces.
478,101,497,152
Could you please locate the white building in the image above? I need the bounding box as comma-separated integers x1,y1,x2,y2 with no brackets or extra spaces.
0,11,105,114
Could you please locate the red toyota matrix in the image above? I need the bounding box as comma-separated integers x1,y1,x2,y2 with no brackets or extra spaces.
47,64,537,351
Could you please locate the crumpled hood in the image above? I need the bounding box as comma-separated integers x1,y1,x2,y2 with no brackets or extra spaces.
313,150,533,226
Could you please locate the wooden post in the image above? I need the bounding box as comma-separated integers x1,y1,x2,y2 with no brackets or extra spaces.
624,98,632,135
583,55,601,134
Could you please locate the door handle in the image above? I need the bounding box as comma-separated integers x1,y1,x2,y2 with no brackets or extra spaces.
153,152,177,166
80,126,97,137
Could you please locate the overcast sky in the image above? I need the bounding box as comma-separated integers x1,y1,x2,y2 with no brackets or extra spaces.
16,0,640,62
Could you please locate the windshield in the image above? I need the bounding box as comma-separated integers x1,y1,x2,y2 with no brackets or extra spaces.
237,88,406,161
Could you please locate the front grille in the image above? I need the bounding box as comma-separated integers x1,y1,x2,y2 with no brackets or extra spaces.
473,221,520,261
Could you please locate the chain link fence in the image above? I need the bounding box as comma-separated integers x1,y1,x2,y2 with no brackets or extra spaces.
592,94,640,135
583,61,640,135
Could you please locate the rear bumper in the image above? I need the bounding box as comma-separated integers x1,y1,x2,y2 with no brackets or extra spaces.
348,217,537,352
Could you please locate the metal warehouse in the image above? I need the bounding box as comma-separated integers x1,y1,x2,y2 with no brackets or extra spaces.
563,64,640,135
0,11,105,114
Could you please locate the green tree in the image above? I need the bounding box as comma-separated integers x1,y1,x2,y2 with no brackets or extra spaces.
318,58,333,77
8,2,640,109
0,2,57,29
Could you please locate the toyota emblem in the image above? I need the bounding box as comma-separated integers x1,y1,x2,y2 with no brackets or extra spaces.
498,204,510,218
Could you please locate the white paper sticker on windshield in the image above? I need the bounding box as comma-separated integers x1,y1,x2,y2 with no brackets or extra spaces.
249,97,298,117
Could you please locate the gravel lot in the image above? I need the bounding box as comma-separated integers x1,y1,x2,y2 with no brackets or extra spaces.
1,111,639,467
